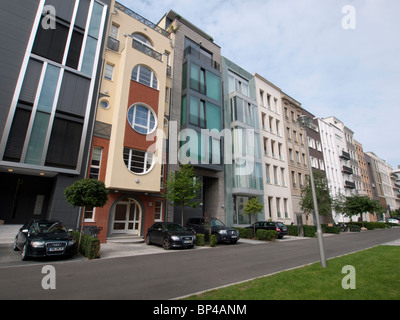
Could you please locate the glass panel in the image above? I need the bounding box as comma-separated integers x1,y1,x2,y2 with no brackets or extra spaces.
190,64,199,91
206,71,220,101
37,65,60,113
128,223,134,230
25,112,51,165
81,36,97,75
115,204,127,220
189,96,199,125
129,203,135,220
88,2,104,39
206,102,221,130
113,223,125,230
181,95,187,125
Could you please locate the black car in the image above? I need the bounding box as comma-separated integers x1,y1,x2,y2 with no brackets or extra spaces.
246,221,288,239
146,222,196,250
186,218,240,244
14,220,75,260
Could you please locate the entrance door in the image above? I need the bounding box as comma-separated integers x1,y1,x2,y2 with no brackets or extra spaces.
112,199,141,235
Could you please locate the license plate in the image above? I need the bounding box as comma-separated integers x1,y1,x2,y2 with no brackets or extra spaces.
48,247,64,252
184,240,192,244
231,235,237,238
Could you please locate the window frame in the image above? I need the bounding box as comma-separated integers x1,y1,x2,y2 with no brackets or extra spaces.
131,65,158,89
127,103,157,135
123,147,154,175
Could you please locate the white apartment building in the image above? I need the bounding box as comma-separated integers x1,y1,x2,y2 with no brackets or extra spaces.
254,73,293,224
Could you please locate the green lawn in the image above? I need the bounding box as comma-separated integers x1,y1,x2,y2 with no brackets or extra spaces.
185,246,400,300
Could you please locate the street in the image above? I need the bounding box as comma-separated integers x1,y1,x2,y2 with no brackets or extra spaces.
0,228,399,300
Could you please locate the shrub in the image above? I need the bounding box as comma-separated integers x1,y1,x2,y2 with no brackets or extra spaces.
196,234,205,246
286,225,298,236
321,224,341,234
304,225,317,237
210,234,216,247
71,231,100,259
237,228,254,239
256,229,278,241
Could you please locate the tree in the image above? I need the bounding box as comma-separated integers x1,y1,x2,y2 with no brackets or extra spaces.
65,179,109,247
342,195,384,227
300,171,333,223
243,197,264,237
163,164,202,225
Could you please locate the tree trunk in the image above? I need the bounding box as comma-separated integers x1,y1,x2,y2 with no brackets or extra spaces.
78,206,85,253
181,204,184,226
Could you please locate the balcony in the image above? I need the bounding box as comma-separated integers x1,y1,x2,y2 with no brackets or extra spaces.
345,180,356,189
115,2,169,38
342,165,353,175
132,39,162,62
107,36,120,52
339,150,351,161
184,46,220,71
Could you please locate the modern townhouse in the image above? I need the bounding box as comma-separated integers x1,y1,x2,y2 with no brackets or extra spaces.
158,11,225,225
84,1,172,242
0,0,111,228
390,169,400,212
364,152,381,204
221,58,263,226
366,152,398,216
344,126,362,194
254,74,292,224
281,93,312,225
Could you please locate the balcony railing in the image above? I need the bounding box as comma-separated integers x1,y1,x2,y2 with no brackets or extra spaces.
184,46,220,71
345,180,356,189
342,165,353,175
340,150,351,161
115,2,170,38
132,39,162,61
107,36,120,52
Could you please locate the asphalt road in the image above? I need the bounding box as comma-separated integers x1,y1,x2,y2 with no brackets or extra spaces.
0,228,399,300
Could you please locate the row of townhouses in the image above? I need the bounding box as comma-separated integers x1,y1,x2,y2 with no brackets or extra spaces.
1,0,399,243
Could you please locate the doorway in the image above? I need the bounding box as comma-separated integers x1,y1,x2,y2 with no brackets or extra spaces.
111,198,141,235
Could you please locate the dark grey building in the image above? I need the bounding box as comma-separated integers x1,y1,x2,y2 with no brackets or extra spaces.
0,0,111,227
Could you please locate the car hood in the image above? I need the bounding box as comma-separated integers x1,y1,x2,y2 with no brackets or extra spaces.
29,233,72,242
167,230,195,237
212,225,237,232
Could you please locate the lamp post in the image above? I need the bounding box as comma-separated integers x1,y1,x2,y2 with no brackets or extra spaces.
298,115,327,268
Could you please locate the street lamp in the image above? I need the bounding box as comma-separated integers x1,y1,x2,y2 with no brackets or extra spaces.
298,115,327,268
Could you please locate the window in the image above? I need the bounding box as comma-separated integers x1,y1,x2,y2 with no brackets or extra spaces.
123,148,154,174
131,65,158,89
154,201,163,221
84,206,95,222
100,100,110,109
127,104,157,135
104,63,114,80
189,96,205,127
89,147,102,179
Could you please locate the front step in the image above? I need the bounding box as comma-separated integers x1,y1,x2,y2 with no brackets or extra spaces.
106,235,144,244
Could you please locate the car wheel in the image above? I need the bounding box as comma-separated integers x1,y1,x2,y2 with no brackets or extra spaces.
162,237,171,250
145,234,151,245
21,243,29,261
214,233,221,244
13,238,20,251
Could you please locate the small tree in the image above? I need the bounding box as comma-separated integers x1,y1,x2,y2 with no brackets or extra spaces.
243,197,264,237
342,195,384,227
164,164,202,225
65,179,109,247
300,170,333,223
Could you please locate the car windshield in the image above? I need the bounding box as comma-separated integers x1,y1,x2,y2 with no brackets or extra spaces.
164,223,186,231
30,222,68,234
211,219,225,227
276,222,285,228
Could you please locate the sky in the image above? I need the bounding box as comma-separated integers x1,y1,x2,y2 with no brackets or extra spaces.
118,0,400,168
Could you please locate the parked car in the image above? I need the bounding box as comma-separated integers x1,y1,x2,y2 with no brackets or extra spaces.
14,220,75,260
146,222,196,250
186,218,240,244
246,221,288,239
388,218,400,224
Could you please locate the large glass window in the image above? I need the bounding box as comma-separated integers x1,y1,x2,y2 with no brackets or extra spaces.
123,148,154,174
206,102,221,131
189,96,205,127
131,65,158,89
127,104,156,135
206,71,220,101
